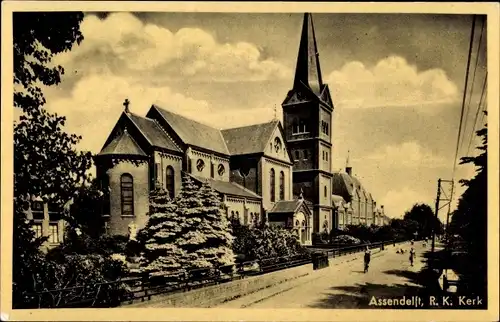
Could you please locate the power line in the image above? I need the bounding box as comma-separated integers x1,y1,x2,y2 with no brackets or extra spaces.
466,72,487,158
460,18,485,155
452,15,476,179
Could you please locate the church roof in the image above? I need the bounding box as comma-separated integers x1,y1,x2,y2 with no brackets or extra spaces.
221,120,279,155
189,174,261,200
127,113,181,152
152,105,229,155
98,128,147,157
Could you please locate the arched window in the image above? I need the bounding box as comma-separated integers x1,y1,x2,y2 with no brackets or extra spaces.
270,168,275,202
324,185,327,198
299,119,306,133
294,150,300,161
303,150,308,160
120,174,134,217
279,171,285,200
292,118,298,133
166,166,175,199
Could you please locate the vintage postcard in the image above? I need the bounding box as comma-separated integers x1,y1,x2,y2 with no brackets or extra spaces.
1,1,498,321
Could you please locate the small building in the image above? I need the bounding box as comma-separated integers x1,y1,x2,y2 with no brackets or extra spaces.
26,197,66,251
267,197,313,245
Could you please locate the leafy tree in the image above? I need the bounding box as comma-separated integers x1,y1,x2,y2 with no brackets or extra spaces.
448,113,487,296
12,11,93,308
14,12,92,208
403,203,442,238
140,188,186,280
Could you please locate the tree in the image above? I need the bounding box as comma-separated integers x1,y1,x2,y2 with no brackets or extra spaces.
403,203,441,238
12,12,92,308
140,188,186,280
197,181,235,267
175,175,212,271
448,113,487,296
14,12,92,208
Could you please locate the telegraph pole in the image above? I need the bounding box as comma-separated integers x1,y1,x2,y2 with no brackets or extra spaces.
431,179,441,253
445,180,454,242
431,178,454,254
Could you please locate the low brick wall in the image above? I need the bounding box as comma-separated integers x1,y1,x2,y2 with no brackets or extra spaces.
125,263,312,308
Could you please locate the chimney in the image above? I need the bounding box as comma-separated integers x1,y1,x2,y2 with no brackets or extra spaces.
345,150,352,176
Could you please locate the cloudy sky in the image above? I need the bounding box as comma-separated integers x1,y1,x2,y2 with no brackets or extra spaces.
34,11,487,220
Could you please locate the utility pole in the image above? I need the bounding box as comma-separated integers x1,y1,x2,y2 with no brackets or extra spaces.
432,179,441,253
431,178,454,254
445,180,454,242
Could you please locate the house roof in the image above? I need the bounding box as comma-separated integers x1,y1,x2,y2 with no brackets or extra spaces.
221,120,278,155
189,174,261,200
152,105,229,155
331,194,346,207
98,129,147,157
332,172,374,204
127,113,181,152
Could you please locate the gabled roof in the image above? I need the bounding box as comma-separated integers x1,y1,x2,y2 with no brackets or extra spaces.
221,120,278,156
127,113,181,152
98,128,147,157
332,172,375,204
189,174,261,200
151,105,229,155
268,199,311,215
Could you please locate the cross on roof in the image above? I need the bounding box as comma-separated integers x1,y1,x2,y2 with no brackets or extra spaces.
123,98,130,113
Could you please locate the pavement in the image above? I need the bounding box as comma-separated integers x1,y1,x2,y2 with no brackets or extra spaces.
216,242,428,309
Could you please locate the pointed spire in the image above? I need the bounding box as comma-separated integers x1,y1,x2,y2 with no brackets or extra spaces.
293,13,323,95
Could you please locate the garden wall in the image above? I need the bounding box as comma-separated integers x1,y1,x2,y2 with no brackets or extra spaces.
125,263,312,308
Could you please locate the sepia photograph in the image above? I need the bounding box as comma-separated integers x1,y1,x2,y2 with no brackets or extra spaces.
1,2,498,321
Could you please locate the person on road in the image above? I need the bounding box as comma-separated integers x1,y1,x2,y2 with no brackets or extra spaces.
409,247,415,266
363,246,371,273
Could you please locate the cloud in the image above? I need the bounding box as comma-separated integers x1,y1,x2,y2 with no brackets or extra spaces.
54,13,292,82
43,73,280,154
325,56,459,109
364,141,447,168
379,187,428,218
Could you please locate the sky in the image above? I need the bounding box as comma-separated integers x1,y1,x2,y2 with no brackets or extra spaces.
32,11,487,220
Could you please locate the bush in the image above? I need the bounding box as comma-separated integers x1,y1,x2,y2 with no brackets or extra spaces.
233,225,309,262
331,234,361,246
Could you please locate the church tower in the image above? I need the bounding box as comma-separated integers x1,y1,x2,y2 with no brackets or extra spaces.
282,13,335,234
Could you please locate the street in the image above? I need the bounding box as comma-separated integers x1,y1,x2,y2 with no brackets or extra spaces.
217,242,429,309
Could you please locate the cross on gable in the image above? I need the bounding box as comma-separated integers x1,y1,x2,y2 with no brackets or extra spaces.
123,99,130,113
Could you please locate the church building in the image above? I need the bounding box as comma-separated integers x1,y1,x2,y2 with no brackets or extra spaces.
94,13,361,245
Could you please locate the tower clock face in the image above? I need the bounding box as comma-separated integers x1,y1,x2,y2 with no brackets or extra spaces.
274,137,282,153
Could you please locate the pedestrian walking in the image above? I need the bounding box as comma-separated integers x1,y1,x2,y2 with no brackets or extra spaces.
363,246,371,273
409,247,415,266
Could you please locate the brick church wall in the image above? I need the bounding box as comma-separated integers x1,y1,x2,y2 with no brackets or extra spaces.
106,160,149,236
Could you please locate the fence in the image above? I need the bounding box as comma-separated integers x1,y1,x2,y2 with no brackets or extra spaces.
20,239,406,309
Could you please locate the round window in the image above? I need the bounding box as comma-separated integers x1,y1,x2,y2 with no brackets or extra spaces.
217,164,225,176
196,159,205,172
